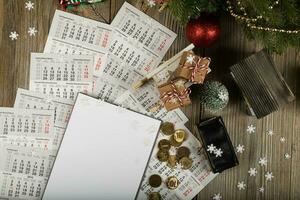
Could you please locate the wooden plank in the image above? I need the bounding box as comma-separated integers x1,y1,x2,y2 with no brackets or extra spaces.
201,13,300,200
0,1,299,199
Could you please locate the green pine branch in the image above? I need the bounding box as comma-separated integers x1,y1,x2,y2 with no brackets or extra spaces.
238,0,300,53
162,0,299,53
167,0,225,24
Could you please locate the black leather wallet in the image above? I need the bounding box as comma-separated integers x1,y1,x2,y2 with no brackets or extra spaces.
196,117,239,173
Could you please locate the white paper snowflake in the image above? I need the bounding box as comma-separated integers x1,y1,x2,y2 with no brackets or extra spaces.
207,144,216,154
214,148,223,158
265,172,274,181
186,55,195,64
236,144,245,154
280,137,286,143
28,27,37,36
237,181,246,190
147,0,156,7
258,157,267,166
284,153,291,159
25,1,34,11
9,31,19,40
266,129,274,136
258,187,264,193
248,168,258,176
246,124,256,134
176,163,183,170
218,91,228,101
212,193,222,200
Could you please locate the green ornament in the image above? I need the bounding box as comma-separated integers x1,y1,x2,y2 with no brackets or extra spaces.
198,81,229,112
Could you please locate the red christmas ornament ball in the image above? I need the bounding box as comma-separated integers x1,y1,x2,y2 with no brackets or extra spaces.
186,15,221,48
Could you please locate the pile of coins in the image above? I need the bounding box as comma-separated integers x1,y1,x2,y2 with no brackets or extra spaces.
148,122,194,200
157,122,193,170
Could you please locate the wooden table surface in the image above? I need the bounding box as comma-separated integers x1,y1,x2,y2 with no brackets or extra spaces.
0,0,299,199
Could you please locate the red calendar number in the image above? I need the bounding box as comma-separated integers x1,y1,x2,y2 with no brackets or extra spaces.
95,57,102,71
101,32,109,47
44,120,50,134
183,188,193,196
144,59,154,72
157,39,167,51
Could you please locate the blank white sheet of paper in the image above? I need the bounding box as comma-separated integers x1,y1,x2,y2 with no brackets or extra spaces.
42,93,161,200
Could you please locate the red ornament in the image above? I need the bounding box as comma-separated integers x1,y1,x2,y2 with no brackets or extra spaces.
186,15,221,48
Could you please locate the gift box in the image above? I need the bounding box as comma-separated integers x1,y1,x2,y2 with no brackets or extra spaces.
195,116,239,173
158,79,191,111
230,49,295,118
174,51,210,84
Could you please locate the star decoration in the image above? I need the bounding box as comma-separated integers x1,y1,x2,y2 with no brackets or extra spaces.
237,181,246,190
214,148,223,158
25,1,34,11
258,187,264,193
266,129,274,136
207,144,216,154
258,157,267,166
248,168,258,176
218,91,228,101
147,0,156,7
265,171,274,181
186,55,195,64
28,27,37,36
9,31,19,40
284,153,291,159
280,137,286,143
236,144,245,154
246,124,256,134
212,193,222,200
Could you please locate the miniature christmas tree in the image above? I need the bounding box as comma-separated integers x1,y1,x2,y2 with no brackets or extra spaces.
198,81,229,112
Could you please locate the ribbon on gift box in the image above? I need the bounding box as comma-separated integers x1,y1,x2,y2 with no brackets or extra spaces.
175,51,211,84
158,79,191,111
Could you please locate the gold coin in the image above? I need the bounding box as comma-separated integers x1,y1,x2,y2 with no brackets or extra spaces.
167,155,177,168
173,129,187,143
157,150,169,162
169,135,183,147
148,174,162,188
160,122,175,136
176,146,191,160
166,176,179,190
148,192,162,200
158,139,171,151
179,157,193,170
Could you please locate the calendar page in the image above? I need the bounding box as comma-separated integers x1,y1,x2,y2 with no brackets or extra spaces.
92,2,177,100
29,53,93,100
111,2,177,58
114,90,217,200
0,145,55,179
44,9,114,77
106,31,162,75
130,81,162,112
92,75,129,102
14,88,74,150
0,108,55,151
0,171,48,200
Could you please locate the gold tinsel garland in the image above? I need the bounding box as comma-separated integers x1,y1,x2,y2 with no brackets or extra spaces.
226,0,300,34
